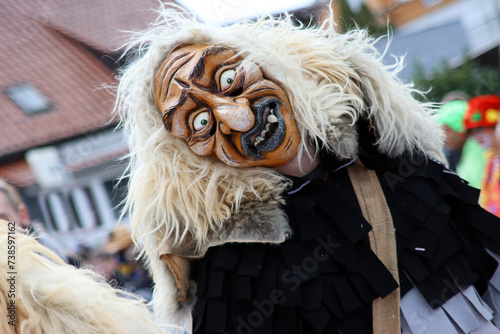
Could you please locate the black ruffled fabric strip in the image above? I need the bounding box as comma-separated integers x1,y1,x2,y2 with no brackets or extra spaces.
359,150,500,309
191,149,500,333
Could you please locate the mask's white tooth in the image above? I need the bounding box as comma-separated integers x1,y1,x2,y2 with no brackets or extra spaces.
255,136,263,145
267,114,278,123
260,129,267,137
265,123,271,131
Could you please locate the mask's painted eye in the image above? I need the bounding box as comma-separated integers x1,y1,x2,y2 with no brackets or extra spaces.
193,111,210,131
220,69,235,92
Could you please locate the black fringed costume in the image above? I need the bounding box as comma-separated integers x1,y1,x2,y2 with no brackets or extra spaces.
192,141,500,334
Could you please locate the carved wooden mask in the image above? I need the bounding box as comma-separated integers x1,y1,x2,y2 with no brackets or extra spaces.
154,44,300,168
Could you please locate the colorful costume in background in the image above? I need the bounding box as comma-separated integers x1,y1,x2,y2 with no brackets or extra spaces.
113,6,500,334
437,101,467,134
457,137,487,189
472,94,500,217
436,100,467,171
480,148,500,216
457,95,500,189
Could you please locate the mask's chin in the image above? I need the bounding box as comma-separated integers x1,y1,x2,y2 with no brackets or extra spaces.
241,98,286,158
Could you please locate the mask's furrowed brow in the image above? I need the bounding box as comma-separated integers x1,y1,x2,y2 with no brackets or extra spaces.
162,90,187,132
157,53,194,104
189,46,229,81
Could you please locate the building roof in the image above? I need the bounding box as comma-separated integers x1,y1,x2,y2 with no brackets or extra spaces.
0,159,36,188
0,0,166,186
46,0,161,53
377,19,468,82
378,0,500,82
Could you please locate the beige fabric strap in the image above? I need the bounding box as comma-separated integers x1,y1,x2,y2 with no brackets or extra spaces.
347,158,401,334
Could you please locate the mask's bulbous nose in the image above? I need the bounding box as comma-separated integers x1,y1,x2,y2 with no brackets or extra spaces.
214,97,255,135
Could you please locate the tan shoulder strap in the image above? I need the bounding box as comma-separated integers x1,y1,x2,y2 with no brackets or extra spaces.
347,158,401,334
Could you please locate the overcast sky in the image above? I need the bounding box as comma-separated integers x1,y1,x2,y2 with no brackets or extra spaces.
177,0,321,24
348,0,362,11
176,0,364,24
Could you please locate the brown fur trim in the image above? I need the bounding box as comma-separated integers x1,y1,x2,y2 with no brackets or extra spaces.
159,254,191,303
158,194,290,303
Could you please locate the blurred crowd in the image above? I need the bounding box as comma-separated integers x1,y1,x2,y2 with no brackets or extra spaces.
437,92,500,217
0,178,153,302
83,224,154,301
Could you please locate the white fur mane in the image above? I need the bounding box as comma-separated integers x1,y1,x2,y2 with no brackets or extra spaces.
0,221,169,333
114,3,445,313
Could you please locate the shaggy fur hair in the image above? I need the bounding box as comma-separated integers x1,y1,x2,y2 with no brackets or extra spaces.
114,4,445,328
0,220,171,334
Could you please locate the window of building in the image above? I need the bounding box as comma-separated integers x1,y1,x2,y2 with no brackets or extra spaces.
104,177,128,218
4,83,52,115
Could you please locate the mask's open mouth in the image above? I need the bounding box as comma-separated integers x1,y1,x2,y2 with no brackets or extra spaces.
241,98,286,158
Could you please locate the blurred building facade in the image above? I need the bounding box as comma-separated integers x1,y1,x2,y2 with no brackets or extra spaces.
353,0,500,81
364,0,459,27
0,0,161,252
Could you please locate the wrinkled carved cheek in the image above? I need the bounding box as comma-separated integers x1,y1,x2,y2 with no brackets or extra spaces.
231,136,244,153
212,133,247,167
189,137,215,156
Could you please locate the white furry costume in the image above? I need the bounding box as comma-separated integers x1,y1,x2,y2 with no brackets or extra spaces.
0,220,168,333
115,5,500,334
